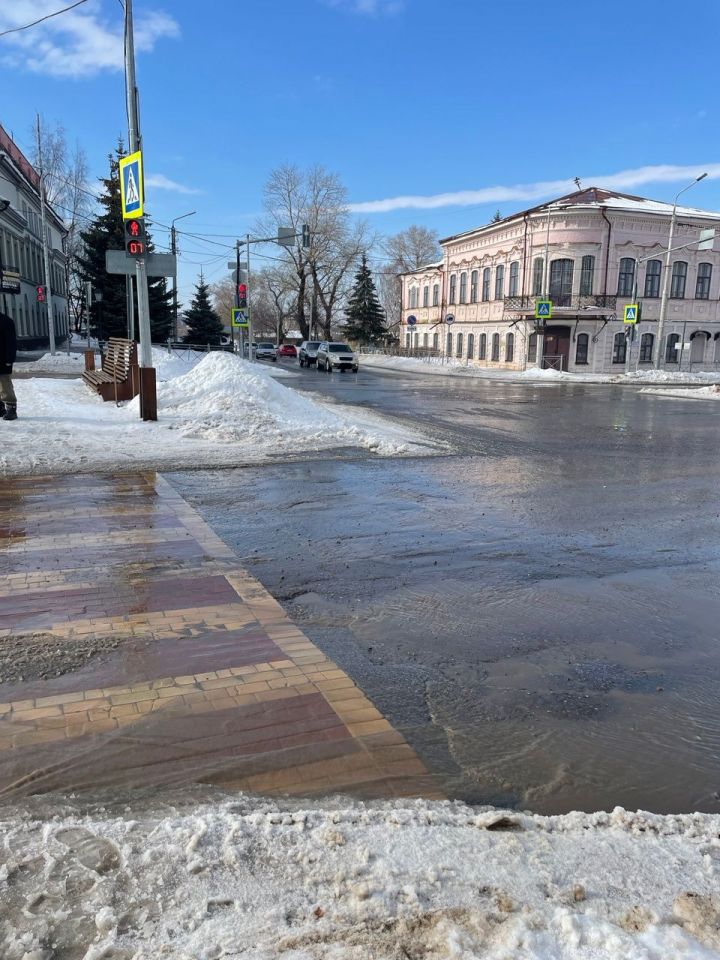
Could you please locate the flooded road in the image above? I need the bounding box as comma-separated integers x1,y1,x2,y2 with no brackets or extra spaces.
169,366,720,814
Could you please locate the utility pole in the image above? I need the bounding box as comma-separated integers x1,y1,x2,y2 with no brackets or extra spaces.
246,233,253,363
170,211,195,341
36,115,56,355
124,0,156,419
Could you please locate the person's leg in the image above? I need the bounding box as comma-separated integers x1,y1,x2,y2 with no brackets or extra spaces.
0,375,17,419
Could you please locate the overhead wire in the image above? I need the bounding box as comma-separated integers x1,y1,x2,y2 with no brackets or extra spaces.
0,0,89,37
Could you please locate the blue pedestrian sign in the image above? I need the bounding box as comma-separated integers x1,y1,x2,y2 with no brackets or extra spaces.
535,299,552,319
623,304,639,324
119,151,144,220
231,307,249,328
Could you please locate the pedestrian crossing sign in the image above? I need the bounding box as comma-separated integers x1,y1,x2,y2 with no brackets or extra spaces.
119,151,144,220
535,299,552,319
624,304,639,324
231,308,249,328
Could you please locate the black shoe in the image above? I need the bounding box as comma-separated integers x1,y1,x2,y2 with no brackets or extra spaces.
0,402,5,417
2,404,17,421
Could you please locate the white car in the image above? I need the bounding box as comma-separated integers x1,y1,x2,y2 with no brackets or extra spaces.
255,342,278,362
316,341,358,373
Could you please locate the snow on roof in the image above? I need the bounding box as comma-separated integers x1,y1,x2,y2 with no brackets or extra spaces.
441,186,720,245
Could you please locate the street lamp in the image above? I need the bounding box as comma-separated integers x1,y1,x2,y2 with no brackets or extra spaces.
655,172,707,368
170,211,196,341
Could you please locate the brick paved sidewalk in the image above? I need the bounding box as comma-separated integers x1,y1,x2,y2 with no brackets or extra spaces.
0,474,440,800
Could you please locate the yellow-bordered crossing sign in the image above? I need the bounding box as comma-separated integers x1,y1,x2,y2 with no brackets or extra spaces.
624,304,639,324
231,308,249,328
120,151,144,220
535,299,552,319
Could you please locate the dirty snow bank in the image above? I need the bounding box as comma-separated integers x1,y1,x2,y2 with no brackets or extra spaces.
1,795,719,959
0,353,428,476
641,384,720,401
360,354,720,385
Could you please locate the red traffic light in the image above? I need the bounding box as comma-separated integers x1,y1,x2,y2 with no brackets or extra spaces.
238,284,247,297
126,219,145,238
36,285,46,303
126,239,147,257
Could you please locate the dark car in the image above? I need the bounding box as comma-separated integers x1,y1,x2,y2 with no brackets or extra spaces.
298,341,321,367
277,343,297,358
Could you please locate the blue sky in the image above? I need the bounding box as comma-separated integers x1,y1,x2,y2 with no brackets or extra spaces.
1,0,719,300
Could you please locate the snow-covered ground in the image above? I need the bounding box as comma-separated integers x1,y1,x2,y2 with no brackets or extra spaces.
641,384,720,401
2,794,719,959
1,351,429,476
360,353,720,385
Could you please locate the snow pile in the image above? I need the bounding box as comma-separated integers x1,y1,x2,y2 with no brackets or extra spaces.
360,354,720,385
1,794,719,960
641,384,720,401
0,353,424,476
14,351,97,374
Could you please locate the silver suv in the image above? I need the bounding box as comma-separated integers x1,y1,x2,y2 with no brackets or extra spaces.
317,341,358,373
298,340,321,367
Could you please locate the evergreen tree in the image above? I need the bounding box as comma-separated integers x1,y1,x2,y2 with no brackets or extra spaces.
183,277,224,345
76,145,173,342
492,209,502,222
343,254,386,344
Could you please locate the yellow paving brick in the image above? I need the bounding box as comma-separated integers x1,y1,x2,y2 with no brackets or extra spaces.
35,691,85,708
200,677,239,691
156,686,185,699
109,703,139,718
333,706,384,723
83,719,119,735
194,672,218,683
174,676,197,685
347,719,394,737
230,665,257,677
315,677,355,691
64,698,106,714
109,689,158,705
234,680,270,695
9,699,35,711
11,706,63,721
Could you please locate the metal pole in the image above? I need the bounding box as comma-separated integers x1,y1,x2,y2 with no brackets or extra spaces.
126,275,135,341
656,173,707,369
36,115,56,355
124,0,155,418
246,233,253,363
171,224,178,341
85,281,91,349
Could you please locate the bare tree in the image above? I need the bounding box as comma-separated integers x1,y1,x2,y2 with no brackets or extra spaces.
211,267,295,342
379,225,442,331
31,119,92,332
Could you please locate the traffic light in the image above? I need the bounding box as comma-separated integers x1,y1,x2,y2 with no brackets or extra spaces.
36,285,45,303
238,283,247,309
302,224,310,249
125,218,147,257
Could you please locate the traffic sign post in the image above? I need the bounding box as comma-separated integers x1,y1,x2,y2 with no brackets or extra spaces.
535,300,552,319
624,303,639,324
119,151,144,220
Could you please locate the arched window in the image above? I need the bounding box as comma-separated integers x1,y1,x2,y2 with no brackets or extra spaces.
481,268,491,301
422,285,429,307
575,333,589,364
671,262,687,298
505,332,514,362
467,333,475,359
423,332,428,347
612,331,627,364
580,256,595,296
446,331,452,355
549,258,574,305
432,332,439,350
644,260,661,298
405,332,411,349
449,274,457,304
665,333,680,363
459,272,467,303
532,257,544,296
491,332,500,360
617,258,635,297
696,263,712,300
690,332,707,363
508,261,519,296
414,331,419,348
714,336,720,363
456,332,463,358
639,333,654,363
432,284,439,306
470,270,478,303
494,264,505,299
479,333,487,360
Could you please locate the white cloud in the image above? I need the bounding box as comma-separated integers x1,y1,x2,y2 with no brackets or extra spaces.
349,164,720,214
0,0,179,79
145,173,201,195
322,0,405,15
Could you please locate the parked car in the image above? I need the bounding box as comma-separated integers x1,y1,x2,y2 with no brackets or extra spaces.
255,342,277,362
316,341,358,373
277,343,297,359
242,342,258,358
298,340,321,366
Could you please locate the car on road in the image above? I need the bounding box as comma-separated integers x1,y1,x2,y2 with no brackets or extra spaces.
255,342,277,362
277,343,297,359
298,340,321,367
317,341,358,373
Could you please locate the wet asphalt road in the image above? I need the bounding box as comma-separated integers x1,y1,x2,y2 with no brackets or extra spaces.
169,362,720,814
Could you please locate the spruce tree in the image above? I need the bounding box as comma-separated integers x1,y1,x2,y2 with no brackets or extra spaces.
183,278,224,345
343,254,386,344
76,145,173,342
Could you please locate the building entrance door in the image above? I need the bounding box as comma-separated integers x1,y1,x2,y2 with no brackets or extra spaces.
542,325,571,371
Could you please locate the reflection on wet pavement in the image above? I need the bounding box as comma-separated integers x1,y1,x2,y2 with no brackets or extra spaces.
170,369,720,814
0,474,437,801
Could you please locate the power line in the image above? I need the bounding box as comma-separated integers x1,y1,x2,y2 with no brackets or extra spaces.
0,0,89,38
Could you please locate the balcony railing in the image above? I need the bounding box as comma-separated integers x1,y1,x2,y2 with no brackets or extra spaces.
503,294,617,312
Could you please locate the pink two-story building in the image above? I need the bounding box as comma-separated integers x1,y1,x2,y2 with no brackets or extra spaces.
400,187,720,373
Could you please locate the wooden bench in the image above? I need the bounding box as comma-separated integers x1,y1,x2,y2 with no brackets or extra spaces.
83,337,140,403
